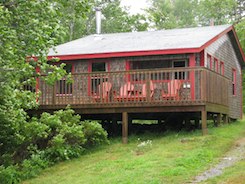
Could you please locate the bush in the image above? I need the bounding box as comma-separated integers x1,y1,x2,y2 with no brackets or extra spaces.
0,107,109,183
82,120,109,147
0,165,20,184
20,151,49,180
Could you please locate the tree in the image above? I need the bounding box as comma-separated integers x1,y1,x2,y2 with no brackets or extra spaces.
173,0,198,28
197,0,237,25
0,0,89,162
146,0,177,29
59,0,148,43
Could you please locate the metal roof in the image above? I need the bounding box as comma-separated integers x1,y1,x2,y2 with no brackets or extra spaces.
48,25,231,57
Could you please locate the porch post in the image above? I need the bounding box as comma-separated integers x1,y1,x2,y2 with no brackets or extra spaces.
201,110,208,135
122,112,128,144
217,113,222,126
223,114,229,124
189,54,196,100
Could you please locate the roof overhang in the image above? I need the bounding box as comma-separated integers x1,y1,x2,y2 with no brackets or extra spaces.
47,48,201,60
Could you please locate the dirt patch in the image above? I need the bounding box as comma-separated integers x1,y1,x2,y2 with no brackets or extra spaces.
191,137,245,183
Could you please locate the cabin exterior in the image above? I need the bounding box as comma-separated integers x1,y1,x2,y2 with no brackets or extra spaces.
36,25,244,143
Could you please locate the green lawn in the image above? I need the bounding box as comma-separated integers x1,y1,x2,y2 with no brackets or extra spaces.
23,120,245,184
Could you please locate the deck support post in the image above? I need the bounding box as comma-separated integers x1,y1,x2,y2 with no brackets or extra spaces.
201,110,208,135
223,114,229,124
122,112,128,144
217,113,222,126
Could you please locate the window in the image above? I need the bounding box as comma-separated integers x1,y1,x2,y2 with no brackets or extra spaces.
173,60,187,79
214,58,218,72
220,62,224,75
207,54,212,70
92,62,106,72
56,63,73,95
90,62,109,94
232,69,236,95
131,60,171,80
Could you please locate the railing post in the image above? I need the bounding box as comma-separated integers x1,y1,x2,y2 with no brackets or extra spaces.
53,83,56,105
189,54,196,101
146,72,151,102
201,69,207,102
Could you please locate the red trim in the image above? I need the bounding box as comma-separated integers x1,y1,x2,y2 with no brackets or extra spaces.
47,48,199,60
125,60,130,71
207,54,212,69
189,54,195,100
231,26,245,62
200,26,233,51
214,57,218,72
125,60,130,81
200,51,205,66
220,61,224,75
88,60,111,96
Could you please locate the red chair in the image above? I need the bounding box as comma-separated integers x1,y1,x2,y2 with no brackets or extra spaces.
134,81,154,101
92,82,112,102
162,80,181,100
114,82,134,101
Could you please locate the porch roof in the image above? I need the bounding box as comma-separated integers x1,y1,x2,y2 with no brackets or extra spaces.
48,25,235,59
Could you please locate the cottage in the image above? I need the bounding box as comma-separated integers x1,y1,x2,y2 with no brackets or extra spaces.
38,24,244,143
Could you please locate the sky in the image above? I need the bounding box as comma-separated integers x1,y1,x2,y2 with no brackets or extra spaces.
120,0,149,15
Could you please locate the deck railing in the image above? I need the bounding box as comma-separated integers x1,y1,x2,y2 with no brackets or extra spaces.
38,67,229,107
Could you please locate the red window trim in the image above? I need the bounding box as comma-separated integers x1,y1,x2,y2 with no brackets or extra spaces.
232,68,236,96
88,60,110,72
88,60,111,96
207,54,212,69
220,61,224,75
214,58,218,72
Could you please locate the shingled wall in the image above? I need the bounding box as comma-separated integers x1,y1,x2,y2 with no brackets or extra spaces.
205,34,242,119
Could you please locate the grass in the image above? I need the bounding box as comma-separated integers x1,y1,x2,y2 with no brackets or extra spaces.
23,120,245,184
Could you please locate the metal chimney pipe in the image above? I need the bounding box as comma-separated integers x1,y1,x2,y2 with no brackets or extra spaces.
95,7,102,34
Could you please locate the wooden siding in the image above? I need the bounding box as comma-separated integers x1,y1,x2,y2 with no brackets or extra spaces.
205,33,242,119
38,67,229,112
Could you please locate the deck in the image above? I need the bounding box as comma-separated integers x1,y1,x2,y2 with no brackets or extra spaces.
36,67,230,142
38,67,229,113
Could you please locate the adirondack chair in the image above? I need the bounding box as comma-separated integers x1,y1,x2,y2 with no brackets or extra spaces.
131,81,154,101
162,80,181,100
114,82,134,101
92,81,112,102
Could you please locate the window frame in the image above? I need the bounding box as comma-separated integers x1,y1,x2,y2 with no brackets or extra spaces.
55,62,74,96
214,57,218,72
207,54,212,70
220,61,224,75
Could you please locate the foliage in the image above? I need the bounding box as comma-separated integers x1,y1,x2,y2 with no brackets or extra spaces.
197,0,237,25
60,0,148,42
82,120,109,147
0,0,88,161
0,107,109,183
146,0,177,29
0,165,20,184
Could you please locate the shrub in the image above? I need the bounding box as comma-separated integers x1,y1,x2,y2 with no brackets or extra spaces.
20,151,49,180
82,120,109,147
0,165,20,184
0,107,109,182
